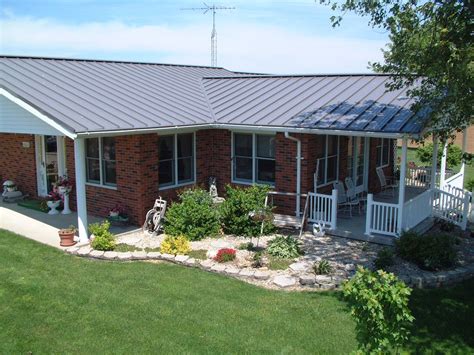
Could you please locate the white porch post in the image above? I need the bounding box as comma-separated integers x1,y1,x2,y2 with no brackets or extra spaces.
56,136,66,177
440,141,448,188
431,135,438,189
397,138,408,234
460,128,467,178
74,138,88,243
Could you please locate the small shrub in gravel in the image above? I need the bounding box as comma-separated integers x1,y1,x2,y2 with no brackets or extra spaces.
114,243,142,252
267,236,301,259
374,247,395,271
214,248,236,263
252,251,264,268
160,235,191,255
313,259,332,275
89,220,116,251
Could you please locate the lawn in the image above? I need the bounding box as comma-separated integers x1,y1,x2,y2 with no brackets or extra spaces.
1,229,473,353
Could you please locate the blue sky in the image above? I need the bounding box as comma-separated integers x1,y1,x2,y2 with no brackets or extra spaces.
0,0,389,73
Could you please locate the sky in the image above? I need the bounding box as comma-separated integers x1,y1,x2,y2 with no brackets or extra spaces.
0,0,390,74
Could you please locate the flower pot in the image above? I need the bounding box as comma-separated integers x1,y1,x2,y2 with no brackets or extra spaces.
109,211,119,218
6,187,16,192
58,230,76,247
58,186,71,194
47,200,61,215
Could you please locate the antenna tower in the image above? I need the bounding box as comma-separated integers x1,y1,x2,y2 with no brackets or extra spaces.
181,3,235,67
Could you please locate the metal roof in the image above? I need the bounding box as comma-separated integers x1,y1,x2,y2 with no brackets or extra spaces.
0,56,427,135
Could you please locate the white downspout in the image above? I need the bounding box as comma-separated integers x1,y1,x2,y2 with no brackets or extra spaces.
284,132,302,216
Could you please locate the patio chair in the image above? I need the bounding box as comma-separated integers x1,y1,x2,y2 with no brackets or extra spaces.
333,180,361,217
376,167,398,196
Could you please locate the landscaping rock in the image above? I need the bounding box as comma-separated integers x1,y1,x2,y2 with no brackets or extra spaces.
175,255,189,263
320,283,336,290
200,259,215,269
211,263,227,272
254,270,271,280
89,250,104,258
299,274,316,285
103,251,118,260
239,268,255,278
344,263,356,271
147,252,161,259
161,253,175,261
224,266,240,275
273,275,297,288
66,246,80,254
131,251,147,260
183,258,196,266
315,275,332,284
117,252,132,260
77,247,92,256
289,261,312,273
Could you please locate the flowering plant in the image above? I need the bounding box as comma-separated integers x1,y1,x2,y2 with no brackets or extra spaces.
109,204,126,216
56,175,73,189
214,248,236,263
48,191,62,202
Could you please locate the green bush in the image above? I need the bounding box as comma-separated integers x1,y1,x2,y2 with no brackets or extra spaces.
267,235,301,259
220,185,275,237
89,220,116,251
160,235,191,255
313,259,332,275
466,178,474,192
396,231,457,271
416,142,462,169
343,267,414,353
374,247,395,271
164,188,221,241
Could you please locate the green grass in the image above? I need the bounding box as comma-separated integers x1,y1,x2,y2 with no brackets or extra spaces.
17,199,49,213
267,256,293,270
114,243,142,252
1,229,473,354
188,249,207,260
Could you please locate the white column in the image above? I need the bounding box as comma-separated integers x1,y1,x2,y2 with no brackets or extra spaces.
431,135,438,189
365,193,373,236
74,138,88,243
397,138,408,234
460,128,467,177
331,189,338,230
56,136,66,177
440,141,448,188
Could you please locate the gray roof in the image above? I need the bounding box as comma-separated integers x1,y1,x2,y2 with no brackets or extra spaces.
0,56,427,135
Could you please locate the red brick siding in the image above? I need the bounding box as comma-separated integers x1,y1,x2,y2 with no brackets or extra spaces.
0,133,37,197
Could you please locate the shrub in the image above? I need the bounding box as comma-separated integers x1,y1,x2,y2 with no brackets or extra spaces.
416,142,462,169
313,259,332,275
267,236,301,259
214,248,236,263
437,218,455,232
164,188,221,241
343,267,414,353
252,251,264,268
160,235,191,255
374,247,395,271
220,185,275,237
396,231,457,271
90,220,116,251
466,178,474,192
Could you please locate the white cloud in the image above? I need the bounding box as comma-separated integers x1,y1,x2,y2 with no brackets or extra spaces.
0,13,387,74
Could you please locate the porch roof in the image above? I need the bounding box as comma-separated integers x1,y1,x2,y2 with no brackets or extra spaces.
0,55,429,137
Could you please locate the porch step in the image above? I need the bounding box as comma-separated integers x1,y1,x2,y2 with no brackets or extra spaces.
273,214,303,229
411,217,435,235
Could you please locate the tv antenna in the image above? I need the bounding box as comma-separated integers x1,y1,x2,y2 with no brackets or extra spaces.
181,3,235,67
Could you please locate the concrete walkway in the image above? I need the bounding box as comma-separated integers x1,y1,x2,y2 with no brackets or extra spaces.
0,201,139,249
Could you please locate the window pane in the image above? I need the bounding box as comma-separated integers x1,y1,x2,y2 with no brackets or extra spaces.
376,146,382,167
86,138,99,158
102,137,116,161
327,136,338,156
159,160,174,185
178,133,193,158
104,160,117,185
317,158,326,185
159,136,174,160
257,159,275,183
45,136,57,153
327,156,338,182
86,158,100,182
234,134,252,157
234,157,252,181
256,135,275,158
382,139,390,165
178,157,193,183
316,136,326,158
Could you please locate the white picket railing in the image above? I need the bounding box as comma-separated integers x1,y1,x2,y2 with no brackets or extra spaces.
432,188,470,229
444,171,464,190
307,189,337,230
365,194,399,237
404,166,456,189
402,189,433,230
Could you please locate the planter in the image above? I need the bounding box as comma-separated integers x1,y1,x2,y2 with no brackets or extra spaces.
109,211,119,218
58,186,71,194
6,186,16,192
58,229,76,247
47,200,61,215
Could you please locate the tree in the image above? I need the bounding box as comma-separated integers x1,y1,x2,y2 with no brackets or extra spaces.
319,0,473,142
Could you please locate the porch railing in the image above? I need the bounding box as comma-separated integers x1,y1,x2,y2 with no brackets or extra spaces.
402,189,433,230
444,171,464,190
404,166,456,189
432,188,470,229
365,194,399,237
307,190,337,230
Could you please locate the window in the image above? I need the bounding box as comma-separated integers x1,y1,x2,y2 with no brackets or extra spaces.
86,137,116,186
316,135,340,186
159,133,195,188
376,138,391,168
232,133,275,184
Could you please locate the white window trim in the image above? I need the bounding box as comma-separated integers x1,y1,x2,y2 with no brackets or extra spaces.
159,132,196,190
316,135,340,188
85,137,117,188
231,132,275,186
376,138,391,168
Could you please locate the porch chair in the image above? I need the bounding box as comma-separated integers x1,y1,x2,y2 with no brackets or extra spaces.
333,180,361,218
376,167,398,196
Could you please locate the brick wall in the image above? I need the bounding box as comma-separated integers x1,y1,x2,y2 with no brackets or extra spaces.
0,133,37,197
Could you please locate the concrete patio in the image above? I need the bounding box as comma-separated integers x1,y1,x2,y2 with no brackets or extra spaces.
0,201,139,249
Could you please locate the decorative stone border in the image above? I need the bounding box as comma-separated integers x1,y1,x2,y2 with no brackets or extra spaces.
65,245,474,290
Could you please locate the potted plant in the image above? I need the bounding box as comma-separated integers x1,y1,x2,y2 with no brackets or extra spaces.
58,225,77,247
46,191,62,215
109,204,125,218
55,175,73,194
2,180,17,194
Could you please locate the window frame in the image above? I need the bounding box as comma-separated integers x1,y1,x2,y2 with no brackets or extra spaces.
85,137,117,189
158,132,196,190
315,135,340,188
231,132,276,186
376,138,391,168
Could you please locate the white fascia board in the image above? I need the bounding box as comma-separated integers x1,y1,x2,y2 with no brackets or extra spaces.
0,88,77,139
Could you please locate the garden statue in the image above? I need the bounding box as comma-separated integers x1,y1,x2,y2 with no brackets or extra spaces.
312,222,325,237
209,176,218,199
